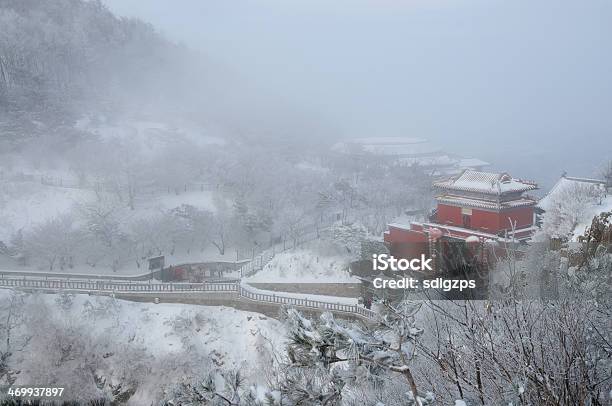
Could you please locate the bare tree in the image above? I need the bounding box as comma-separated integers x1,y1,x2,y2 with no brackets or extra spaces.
542,181,605,239
24,213,81,270
416,229,611,406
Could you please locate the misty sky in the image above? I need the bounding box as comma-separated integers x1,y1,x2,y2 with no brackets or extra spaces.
103,0,612,188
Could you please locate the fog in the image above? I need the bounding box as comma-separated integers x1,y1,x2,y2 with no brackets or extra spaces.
0,2,611,403
104,0,612,187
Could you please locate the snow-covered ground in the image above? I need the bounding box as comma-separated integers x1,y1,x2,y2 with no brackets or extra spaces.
0,181,93,242
80,118,225,157
0,181,218,243
0,288,285,403
244,244,359,284
0,289,284,365
0,117,224,242
295,161,329,173
0,177,233,274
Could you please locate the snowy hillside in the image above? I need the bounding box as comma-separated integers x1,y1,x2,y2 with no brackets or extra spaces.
0,181,93,242
0,117,233,273
244,242,359,284
0,289,285,404
78,118,225,158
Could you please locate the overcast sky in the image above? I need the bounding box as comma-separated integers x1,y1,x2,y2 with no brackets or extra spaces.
104,0,611,186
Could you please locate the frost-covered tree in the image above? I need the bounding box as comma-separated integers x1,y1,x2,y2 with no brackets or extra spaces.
77,195,132,271
0,293,192,404
569,211,612,302
0,291,25,387
248,303,431,406
600,160,612,189
165,370,263,406
129,212,189,267
577,211,612,261
324,223,370,260
542,181,605,239
417,225,611,405
172,204,216,254
0,0,192,127
23,213,81,270
419,296,610,405
164,303,430,406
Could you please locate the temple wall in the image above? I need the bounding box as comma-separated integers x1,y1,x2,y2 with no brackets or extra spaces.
437,203,534,233
384,226,428,259
499,206,534,229
471,208,501,231
437,204,463,225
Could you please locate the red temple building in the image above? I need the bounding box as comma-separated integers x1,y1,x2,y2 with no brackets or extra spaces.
384,170,538,262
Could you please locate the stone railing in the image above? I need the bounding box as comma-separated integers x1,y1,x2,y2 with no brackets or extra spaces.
0,276,376,320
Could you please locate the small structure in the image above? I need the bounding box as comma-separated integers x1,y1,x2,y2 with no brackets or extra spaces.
537,175,607,213
332,137,489,176
147,256,165,279
384,170,539,263
148,256,165,271
536,174,609,243
159,261,239,282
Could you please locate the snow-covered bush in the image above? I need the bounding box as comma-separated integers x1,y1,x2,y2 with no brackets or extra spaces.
323,223,371,260
23,214,82,271
271,303,428,405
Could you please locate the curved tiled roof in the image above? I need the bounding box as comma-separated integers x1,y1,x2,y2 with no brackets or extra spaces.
537,176,606,211
434,170,537,195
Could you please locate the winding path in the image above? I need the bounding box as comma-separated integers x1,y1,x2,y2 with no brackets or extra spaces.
0,276,375,320
0,216,374,319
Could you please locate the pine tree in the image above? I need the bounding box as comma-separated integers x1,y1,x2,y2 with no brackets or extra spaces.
278,303,432,405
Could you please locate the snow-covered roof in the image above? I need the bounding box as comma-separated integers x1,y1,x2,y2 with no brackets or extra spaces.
398,154,457,167
332,137,442,157
538,176,606,212
346,137,427,145
434,170,538,195
457,157,490,169
332,139,491,177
